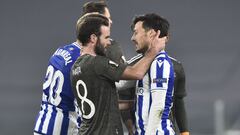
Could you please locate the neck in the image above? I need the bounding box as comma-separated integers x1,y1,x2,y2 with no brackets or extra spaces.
81,44,96,56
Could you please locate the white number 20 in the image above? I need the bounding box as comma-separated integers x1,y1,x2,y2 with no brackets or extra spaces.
43,65,64,106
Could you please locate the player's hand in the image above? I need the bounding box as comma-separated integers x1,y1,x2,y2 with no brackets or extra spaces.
180,131,190,135
150,30,166,53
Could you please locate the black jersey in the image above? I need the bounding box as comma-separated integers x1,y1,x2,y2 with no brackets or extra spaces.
170,57,186,98
71,54,127,135
168,56,188,133
106,39,126,64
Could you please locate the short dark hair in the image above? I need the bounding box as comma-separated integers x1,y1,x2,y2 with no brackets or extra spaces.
82,1,107,15
132,13,169,38
76,13,109,45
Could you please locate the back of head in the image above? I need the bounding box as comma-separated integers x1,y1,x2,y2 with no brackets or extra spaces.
132,13,169,38
76,13,109,45
82,1,107,15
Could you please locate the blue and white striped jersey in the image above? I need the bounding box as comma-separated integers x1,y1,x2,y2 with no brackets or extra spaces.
34,42,81,135
135,50,175,135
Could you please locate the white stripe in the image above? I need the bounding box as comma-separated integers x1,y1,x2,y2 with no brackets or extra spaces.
53,108,64,135
135,73,151,133
67,111,79,135
142,74,151,127
72,42,81,49
168,56,177,62
135,94,141,134
34,132,42,135
142,92,150,129
167,120,175,135
150,60,158,89
42,104,53,134
157,120,175,134
127,54,143,64
34,104,46,131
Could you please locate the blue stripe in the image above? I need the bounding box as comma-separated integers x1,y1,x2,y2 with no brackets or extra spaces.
38,104,47,133
137,80,144,135
148,92,152,115
138,80,143,87
148,70,152,114
161,55,175,134
47,106,57,134
61,112,69,135
138,95,145,135
156,61,163,87
161,119,169,135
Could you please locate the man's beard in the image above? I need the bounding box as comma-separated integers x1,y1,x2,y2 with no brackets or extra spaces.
95,39,106,56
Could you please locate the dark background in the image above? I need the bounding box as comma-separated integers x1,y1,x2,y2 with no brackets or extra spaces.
0,0,240,134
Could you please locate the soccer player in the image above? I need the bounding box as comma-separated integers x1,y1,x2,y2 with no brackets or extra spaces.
131,13,175,135
83,1,126,64
117,18,190,135
33,41,81,134
118,55,190,135
70,13,166,135
34,2,126,135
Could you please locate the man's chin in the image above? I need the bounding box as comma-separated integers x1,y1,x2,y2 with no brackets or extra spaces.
136,49,144,54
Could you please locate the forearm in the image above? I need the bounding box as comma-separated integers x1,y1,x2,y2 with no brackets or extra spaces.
146,105,162,134
146,91,166,134
175,97,189,133
180,132,190,135
118,100,134,111
120,110,134,135
121,48,158,80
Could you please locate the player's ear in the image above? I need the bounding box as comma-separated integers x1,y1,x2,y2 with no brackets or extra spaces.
149,29,157,39
166,33,170,43
90,34,97,44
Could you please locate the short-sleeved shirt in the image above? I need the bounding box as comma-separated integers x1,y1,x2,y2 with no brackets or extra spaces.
71,54,127,135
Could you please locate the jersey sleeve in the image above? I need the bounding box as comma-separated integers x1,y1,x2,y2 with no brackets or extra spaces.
146,59,170,133
174,62,187,97
94,56,127,82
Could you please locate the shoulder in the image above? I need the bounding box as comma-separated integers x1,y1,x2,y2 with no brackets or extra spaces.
127,54,143,65
72,54,95,72
53,42,80,57
63,42,81,55
168,55,182,65
108,39,121,49
110,38,118,45
168,56,185,76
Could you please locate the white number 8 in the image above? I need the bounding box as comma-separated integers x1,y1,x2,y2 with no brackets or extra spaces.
76,80,95,119
43,65,64,106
